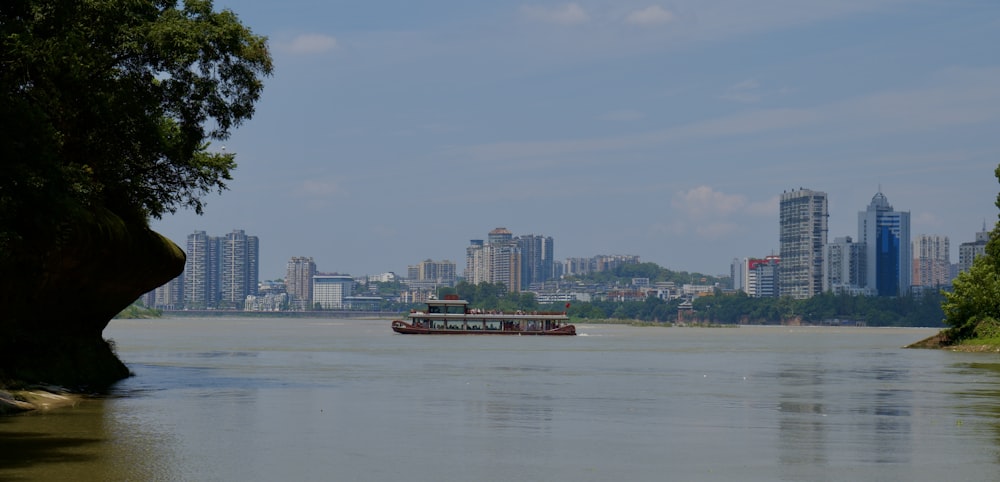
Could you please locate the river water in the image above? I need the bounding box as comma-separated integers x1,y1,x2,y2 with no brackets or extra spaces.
2,319,1000,481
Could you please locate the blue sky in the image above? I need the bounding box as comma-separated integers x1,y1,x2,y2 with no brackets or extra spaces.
151,0,1000,280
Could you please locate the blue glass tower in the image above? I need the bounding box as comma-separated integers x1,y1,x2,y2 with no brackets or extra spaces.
858,191,911,296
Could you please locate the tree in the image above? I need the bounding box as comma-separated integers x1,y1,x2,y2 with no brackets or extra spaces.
0,0,272,387
942,163,1000,342
1,0,272,249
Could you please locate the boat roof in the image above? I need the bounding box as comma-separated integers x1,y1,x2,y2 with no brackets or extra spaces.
425,299,469,306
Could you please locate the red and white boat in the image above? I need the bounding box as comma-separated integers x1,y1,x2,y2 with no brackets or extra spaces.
391,295,575,336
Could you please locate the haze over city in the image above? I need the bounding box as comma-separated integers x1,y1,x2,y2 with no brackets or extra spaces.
149,1,1000,279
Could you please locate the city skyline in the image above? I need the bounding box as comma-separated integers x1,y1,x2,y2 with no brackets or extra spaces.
148,1,1000,279
164,186,986,282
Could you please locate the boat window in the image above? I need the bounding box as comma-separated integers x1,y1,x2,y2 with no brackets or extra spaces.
485,321,501,331
446,305,465,314
431,320,446,329
428,306,441,314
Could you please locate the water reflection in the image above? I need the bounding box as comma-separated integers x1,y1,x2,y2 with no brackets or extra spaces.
950,361,1000,465
777,360,828,472
9,323,1000,481
774,351,916,480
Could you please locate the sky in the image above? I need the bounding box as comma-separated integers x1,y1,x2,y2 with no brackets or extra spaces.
150,0,1000,280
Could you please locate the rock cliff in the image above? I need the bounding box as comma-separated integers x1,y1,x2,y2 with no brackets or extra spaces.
0,209,184,390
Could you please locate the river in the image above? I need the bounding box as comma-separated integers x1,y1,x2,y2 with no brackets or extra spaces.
2,319,999,481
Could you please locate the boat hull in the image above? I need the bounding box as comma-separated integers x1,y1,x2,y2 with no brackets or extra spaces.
391,320,576,336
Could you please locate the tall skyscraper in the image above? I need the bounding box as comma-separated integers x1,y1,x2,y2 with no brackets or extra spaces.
286,257,317,310
487,243,521,293
182,229,258,309
464,228,523,292
912,234,950,287
824,236,869,294
858,191,911,296
220,229,259,308
731,258,746,292
779,189,828,299
465,239,487,284
517,234,554,289
184,230,217,308
959,225,991,273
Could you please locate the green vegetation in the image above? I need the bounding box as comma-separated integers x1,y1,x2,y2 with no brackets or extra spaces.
563,262,725,286
1,0,273,262
940,164,1000,348
690,291,945,326
0,0,272,388
435,277,945,327
115,303,162,319
555,292,944,326
438,282,541,313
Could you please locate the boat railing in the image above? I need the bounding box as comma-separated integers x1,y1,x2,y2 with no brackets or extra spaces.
464,309,567,316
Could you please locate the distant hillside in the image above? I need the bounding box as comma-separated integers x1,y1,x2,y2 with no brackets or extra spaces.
565,262,726,286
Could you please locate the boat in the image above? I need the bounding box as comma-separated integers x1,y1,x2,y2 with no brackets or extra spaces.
391,295,576,336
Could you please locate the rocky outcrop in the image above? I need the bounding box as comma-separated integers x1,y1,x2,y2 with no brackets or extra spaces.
0,208,184,390
0,387,81,414
905,331,951,349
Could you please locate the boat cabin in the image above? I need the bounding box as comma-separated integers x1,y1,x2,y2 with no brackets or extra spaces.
396,295,573,335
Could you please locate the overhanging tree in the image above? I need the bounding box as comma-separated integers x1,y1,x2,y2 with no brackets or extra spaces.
0,0,272,387
1,0,272,239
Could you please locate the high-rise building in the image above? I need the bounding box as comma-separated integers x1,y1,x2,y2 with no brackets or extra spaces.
824,236,870,294
594,255,640,272
564,257,592,277
779,189,828,299
731,258,746,292
750,256,781,298
313,274,354,309
465,240,487,284
286,257,316,310
517,234,554,289
184,230,218,308
487,241,521,293
220,229,259,308
959,225,991,273
858,191,911,296
464,229,523,292
912,234,950,287
182,229,258,309
152,275,184,310
735,256,781,298
409,259,457,286
488,227,513,245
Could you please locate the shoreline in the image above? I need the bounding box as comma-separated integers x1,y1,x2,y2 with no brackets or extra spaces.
0,386,84,415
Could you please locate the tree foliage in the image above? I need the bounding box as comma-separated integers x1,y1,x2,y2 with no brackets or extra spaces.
437,281,540,313
942,163,1000,342
1,0,272,253
568,262,724,286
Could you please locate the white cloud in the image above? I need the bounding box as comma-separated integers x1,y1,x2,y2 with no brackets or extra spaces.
625,6,675,25
672,186,747,218
520,3,589,25
284,33,338,55
666,186,776,239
